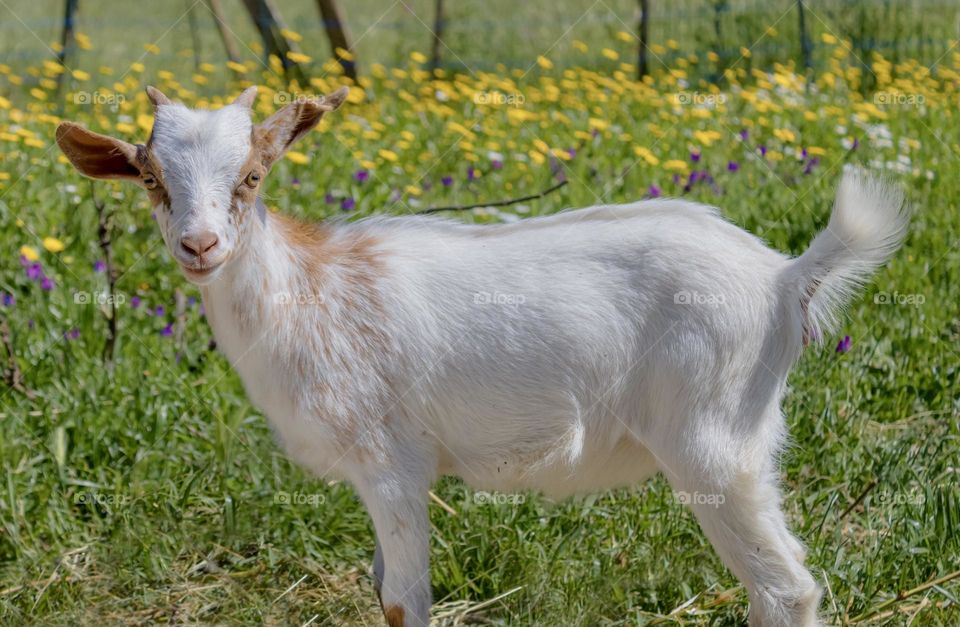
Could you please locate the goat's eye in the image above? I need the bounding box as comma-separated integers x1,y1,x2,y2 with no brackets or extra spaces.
142,173,158,189
245,171,261,187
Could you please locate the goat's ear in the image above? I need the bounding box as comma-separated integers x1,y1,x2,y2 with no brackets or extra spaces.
254,87,348,166
56,122,143,182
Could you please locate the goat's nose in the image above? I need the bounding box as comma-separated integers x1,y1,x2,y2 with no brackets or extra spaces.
180,231,219,257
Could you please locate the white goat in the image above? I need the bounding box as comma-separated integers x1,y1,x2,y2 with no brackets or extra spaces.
56,86,909,626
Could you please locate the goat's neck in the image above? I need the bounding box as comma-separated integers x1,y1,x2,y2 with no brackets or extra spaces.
199,208,328,341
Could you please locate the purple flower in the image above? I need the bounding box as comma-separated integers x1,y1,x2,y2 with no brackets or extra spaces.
758,144,767,157
41,277,54,291
19,255,30,267
2,293,14,307
852,137,860,150
26,263,43,281
835,335,852,354
727,161,740,172
187,296,197,307
291,176,301,186
566,147,577,159
690,151,701,163
160,324,173,337
491,159,503,170
647,184,661,198
671,173,681,185
130,296,141,309
801,147,808,159
154,305,165,317
325,193,336,204
151,212,157,222
66,328,80,340
353,169,369,183
341,197,356,211
739,129,749,141
93,260,106,273
466,167,478,182
441,175,453,187
803,157,820,176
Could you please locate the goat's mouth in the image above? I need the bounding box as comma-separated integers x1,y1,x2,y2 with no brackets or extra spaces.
180,262,223,280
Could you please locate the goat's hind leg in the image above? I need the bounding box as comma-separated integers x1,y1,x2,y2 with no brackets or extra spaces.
658,423,821,626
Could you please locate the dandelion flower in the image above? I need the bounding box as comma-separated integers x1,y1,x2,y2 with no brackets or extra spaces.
43,237,65,253
19,245,39,262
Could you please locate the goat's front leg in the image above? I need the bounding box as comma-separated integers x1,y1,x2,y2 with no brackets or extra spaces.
355,470,432,627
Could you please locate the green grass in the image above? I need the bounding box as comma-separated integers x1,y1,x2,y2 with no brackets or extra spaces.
1,0,959,624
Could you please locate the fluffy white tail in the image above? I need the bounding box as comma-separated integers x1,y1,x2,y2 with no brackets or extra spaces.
789,167,910,344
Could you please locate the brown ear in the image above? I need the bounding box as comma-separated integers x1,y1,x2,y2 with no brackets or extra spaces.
56,122,142,182
254,87,349,166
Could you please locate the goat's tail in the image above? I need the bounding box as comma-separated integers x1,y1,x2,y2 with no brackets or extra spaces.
787,167,910,345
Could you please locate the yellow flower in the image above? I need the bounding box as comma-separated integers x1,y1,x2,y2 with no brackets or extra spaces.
633,146,660,166
410,51,427,64
286,151,309,164
588,118,609,131
280,28,303,42
20,245,39,261
378,149,399,162
143,43,161,54
693,129,722,146
616,31,633,42
287,51,312,64
601,48,619,61
537,56,553,70
43,237,65,253
572,40,588,52
72,69,90,81
663,160,689,172
773,128,796,143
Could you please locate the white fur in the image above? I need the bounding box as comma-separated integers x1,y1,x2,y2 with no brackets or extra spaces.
104,100,911,626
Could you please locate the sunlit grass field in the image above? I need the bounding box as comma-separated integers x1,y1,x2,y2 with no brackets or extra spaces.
1,1,958,625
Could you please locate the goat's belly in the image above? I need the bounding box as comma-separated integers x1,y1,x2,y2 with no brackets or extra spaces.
440,436,660,499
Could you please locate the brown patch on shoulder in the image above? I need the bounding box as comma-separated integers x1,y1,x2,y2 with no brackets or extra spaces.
383,605,405,627
269,212,395,449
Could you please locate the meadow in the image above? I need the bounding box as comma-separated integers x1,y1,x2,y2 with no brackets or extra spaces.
0,1,958,625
